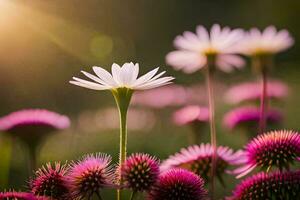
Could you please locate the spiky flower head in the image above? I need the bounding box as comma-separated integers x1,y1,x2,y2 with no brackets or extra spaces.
0,192,36,200
67,153,114,199
225,80,289,105
160,144,244,184
0,109,70,146
148,168,207,200
172,105,209,126
223,106,283,131
30,162,69,200
230,170,300,200
166,24,245,73
233,130,300,178
121,153,160,192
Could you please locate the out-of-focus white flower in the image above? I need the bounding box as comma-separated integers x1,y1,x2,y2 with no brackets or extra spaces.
239,26,294,56
70,62,174,91
166,24,245,73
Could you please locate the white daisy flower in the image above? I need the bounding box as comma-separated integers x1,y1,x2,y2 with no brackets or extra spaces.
70,62,174,91
239,26,294,56
166,24,245,73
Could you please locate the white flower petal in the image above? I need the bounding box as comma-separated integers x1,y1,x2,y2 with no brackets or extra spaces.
135,77,175,90
81,71,108,85
111,63,122,84
196,25,209,43
69,80,109,90
134,67,159,86
93,66,116,86
166,50,206,73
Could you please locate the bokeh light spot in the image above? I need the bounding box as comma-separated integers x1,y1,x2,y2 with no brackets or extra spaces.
90,34,113,59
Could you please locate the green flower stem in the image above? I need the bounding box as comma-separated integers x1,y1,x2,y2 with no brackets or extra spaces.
205,55,217,200
112,87,133,200
129,191,137,200
259,69,268,134
253,54,273,134
28,145,37,173
0,136,12,189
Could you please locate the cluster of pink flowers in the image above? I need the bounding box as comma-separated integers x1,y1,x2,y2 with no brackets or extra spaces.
0,153,207,200
1,24,299,200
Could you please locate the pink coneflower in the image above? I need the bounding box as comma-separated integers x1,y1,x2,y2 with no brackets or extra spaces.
148,168,207,200
225,80,289,104
230,170,300,200
30,162,69,200
0,109,70,135
223,106,283,131
67,153,114,200
172,105,209,126
0,109,70,171
232,130,300,178
161,144,244,184
166,24,245,73
173,105,209,144
0,192,36,200
121,153,159,192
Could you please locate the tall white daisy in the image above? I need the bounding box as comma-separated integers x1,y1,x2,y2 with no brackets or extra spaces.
239,26,294,56
70,62,174,200
166,24,245,73
70,62,174,91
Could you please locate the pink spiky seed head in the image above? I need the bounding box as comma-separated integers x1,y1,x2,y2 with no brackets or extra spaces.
233,130,300,178
67,153,114,199
230,170,300,200
0,192,36,200
148,168,207,200
121,153,160,192
30,162,69,200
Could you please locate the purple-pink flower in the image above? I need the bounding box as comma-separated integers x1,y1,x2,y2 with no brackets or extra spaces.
0,192,36,200
121,153,159,192
30,162,69,200
148,168,207,200
229,170,300,200
172,105,209,126
232,130,300,178
160,144,244,183
0,109,70,143
225,80,289,104
223,106,283,130
67,153,114,200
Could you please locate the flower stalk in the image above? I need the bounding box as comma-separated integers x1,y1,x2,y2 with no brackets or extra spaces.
253,54,273,134
205,55,217,199
28,145,37,173
112,87,133,200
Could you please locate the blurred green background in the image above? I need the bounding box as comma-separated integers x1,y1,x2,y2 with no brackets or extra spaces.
0,0,300,199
